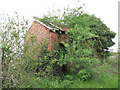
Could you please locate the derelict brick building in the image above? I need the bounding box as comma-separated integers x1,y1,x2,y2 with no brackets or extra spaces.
25,17,98,57
26,18,68,55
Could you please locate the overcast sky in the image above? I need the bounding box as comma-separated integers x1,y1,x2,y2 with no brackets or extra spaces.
0,0,119,52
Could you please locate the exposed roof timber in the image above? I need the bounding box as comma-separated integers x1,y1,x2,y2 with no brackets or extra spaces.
49,22,63,31
35,19,53,30
34,19,64,31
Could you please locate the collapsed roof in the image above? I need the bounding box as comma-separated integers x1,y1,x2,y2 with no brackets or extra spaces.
33,16,98,39
34,16,67,32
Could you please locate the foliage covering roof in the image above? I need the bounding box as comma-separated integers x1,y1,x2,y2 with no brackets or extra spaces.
34,16,64,32
33,16,98,39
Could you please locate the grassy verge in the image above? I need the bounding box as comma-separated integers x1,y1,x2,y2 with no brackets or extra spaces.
17,74,118,88
69,75,118,88
3,53,119,88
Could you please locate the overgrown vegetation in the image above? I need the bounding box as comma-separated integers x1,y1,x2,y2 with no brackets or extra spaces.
36,7,116,60
0,6,118,88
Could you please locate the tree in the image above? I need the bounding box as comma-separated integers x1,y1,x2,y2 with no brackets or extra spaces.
83,14,116,59
0,12,28,87
38,7,116,59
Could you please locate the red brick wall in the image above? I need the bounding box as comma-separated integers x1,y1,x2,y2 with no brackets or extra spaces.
49,31,57,53
61,34,67,43
26,21,67,56
26,21,50,56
